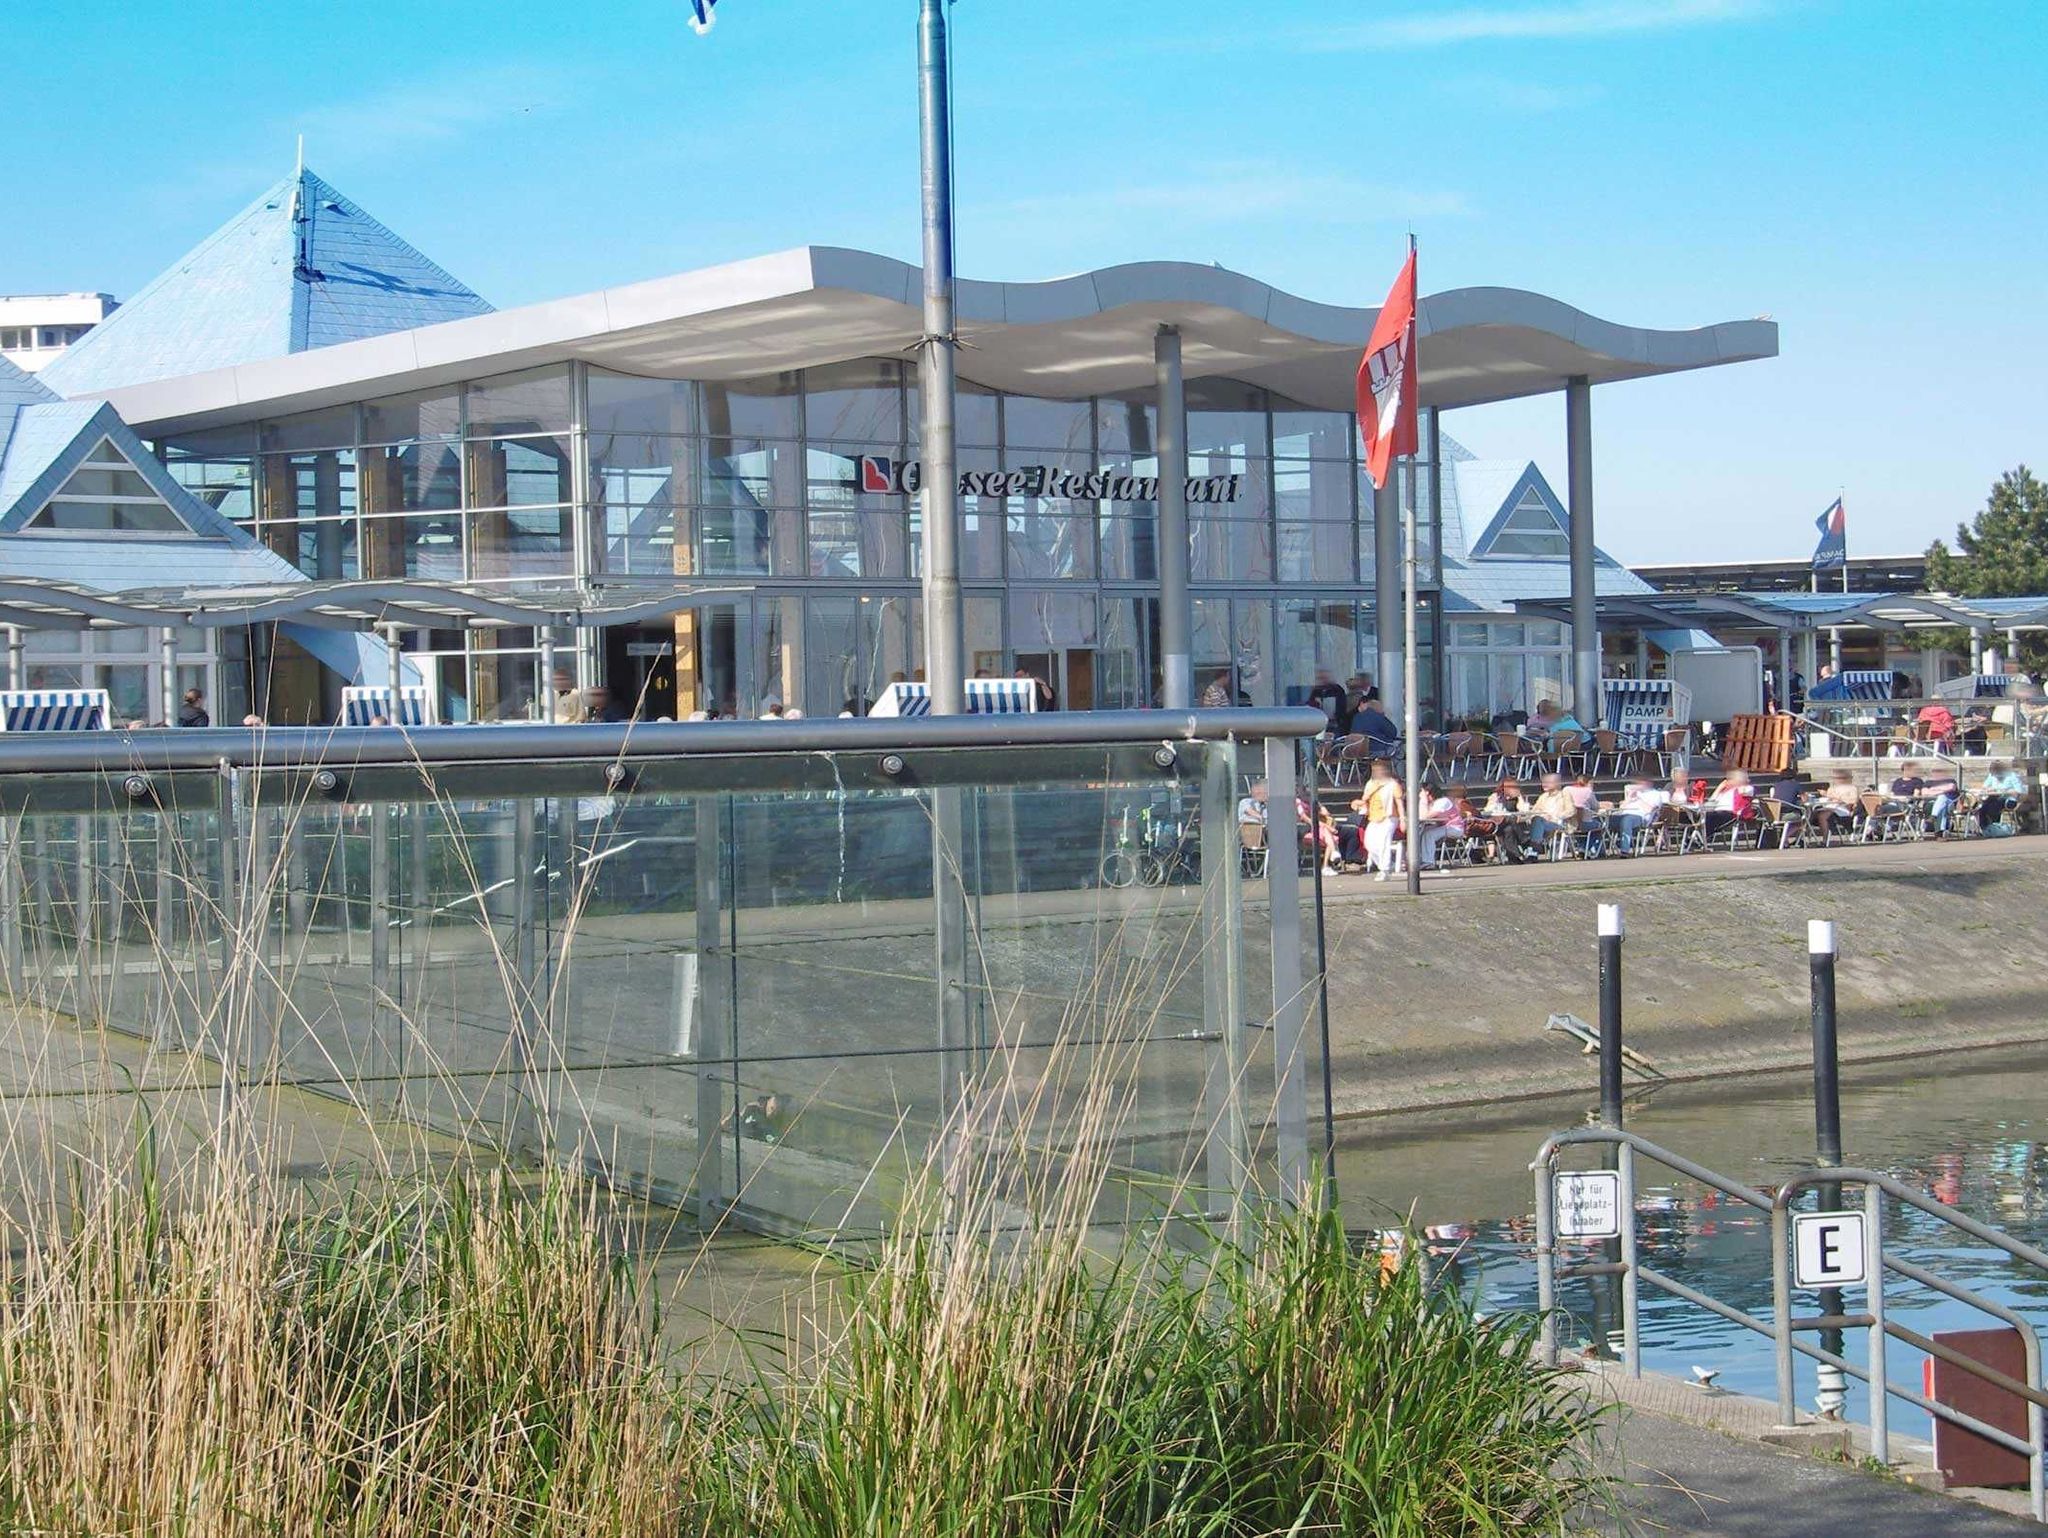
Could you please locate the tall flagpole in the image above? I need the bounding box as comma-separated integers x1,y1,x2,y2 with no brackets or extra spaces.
918,0,963,714
1402,237,1423,897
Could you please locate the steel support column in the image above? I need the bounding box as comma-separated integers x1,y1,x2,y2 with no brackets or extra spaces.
1374,475,1401,709
916,0,963,715
692,795,734,1224
1156,326,1192,708
1264,735,1309,1201
158,627,178,727
1566,376,1599,724
1199,741,1249,1230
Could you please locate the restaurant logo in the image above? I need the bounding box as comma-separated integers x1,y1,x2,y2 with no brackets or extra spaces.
854,455,1240,505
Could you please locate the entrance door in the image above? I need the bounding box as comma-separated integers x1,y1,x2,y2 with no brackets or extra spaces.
1013,648,1095,711
604,625,679,720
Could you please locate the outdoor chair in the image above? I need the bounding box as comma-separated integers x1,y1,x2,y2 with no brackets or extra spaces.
1755,798,1807,850
1238,821,1268,878
1858,792,1905,842
1589,728,1623,778
1330,735,1373,786
1493,731,1537,779
1658,726,1690,778
1545,731,1586,778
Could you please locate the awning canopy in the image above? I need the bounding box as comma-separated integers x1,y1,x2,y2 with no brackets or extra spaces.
1512,590,2048,634
0,576,784,634
79,247,1780,434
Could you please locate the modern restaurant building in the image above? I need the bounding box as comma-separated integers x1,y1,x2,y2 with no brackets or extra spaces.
23,168,1777,724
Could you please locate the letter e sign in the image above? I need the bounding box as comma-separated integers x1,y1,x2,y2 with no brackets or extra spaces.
1793,1210,1868,1289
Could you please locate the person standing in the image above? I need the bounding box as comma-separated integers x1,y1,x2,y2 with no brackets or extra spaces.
176,689,209,727
1358,760,1406,882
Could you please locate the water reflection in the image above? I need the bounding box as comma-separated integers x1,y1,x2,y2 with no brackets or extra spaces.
1334,1050,2048,1439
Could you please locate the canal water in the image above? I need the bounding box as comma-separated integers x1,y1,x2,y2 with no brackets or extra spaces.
1334,1048,2048,1442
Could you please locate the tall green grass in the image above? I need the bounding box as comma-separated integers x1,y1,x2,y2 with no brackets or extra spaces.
0,1153,1603,1536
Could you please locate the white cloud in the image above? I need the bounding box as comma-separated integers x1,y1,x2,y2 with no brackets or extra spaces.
1307,0,1767,50
294,60,584,163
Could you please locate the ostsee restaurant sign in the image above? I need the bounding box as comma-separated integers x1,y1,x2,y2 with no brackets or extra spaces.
857,455,1241,505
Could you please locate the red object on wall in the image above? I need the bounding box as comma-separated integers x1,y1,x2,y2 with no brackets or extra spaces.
1925,1326,2031,1489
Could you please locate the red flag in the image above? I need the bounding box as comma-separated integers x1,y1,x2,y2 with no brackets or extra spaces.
1356,248,1418,491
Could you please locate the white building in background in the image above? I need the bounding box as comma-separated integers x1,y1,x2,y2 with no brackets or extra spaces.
0,293,119,372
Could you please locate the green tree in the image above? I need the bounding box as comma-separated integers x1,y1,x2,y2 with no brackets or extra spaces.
1925,466,2048,670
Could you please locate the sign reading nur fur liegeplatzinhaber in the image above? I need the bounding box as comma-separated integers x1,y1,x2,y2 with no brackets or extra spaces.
1554,1171,1624,1240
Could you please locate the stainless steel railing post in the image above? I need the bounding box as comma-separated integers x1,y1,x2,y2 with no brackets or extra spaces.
1865,1180,1887,1465
1773,1202,1798,1426
1619,1138,1641,1378
1534,1146,1559,1367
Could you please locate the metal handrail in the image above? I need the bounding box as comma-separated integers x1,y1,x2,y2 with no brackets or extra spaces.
1771,1167,2048,1522
1532,1127,1774,1374
0,707,1329,777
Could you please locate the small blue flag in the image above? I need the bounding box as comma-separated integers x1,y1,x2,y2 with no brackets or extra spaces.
688,0,716,32
1812,497,1846,570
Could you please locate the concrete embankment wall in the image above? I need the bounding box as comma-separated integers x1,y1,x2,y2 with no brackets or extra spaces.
1318,841,2048,1117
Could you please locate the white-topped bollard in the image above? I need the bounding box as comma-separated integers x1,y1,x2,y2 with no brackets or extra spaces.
1598,903,1624,1128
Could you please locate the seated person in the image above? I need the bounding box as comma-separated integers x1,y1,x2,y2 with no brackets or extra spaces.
1354,696,1400,753
1956,707,1992,755
1417,782,1466,869
1527,773,1581,855
1978,760,2026,831
1813,770,1864,837
1885,763,1927,814
1915,700,1956,746
1480,778,1534,864
1702,769,1755,841
1607,775,1671,852
1766,773,1808,809
1917,763,1962,833
1236,778,1269,828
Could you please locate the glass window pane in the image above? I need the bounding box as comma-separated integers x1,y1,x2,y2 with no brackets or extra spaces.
1273,458,1353,522
1449,622,1490,649
703,440,803,508
466,365,571,436
363,442,461,512
859,512,911,579
1276,520,1352,584
263,406,357,453
703,372,800,440
1191,516,1272,581
1099,514,1158,582
363,387,459,444
28,500,186,532
1526,620,1564,646
469,507,574,582
471,437,573,508
1185,378,1266,457
588,370,697,436
1451,654,1489,723
806,595,862,714
1004,507,1095,579
1001,394,1091,453
909,379,998,449
1490,623,1526,647
1095,395,1156,460
803,359,903,444
1270,397,1354,459
808,512,862,578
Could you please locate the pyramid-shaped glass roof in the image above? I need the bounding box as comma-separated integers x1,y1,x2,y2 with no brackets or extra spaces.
41,167,492,398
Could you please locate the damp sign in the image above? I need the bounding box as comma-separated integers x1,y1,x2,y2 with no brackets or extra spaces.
1554,1170,1624,1240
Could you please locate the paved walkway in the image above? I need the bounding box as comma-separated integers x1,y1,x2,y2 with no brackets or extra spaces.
1611,1409,2039,1535
1588,1362,2041,1535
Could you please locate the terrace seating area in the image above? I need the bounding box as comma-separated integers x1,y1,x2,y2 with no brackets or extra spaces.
1262,748,2039,879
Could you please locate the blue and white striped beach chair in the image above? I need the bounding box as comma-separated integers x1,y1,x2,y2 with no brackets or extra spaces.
0,689,112,732
340,685,437,727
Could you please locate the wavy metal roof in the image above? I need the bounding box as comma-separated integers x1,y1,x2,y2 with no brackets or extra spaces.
75,246,1778,434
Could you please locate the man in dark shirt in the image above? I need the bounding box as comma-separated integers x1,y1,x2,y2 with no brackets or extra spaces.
1355,697,1400,752
1305,668,1347,728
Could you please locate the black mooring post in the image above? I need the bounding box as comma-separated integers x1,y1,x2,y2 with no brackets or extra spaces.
1810,917,1849,1418
1598,902,1625,1129
1809,919,1843,1166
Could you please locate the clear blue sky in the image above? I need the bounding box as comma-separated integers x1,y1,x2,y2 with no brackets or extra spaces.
3,0,2040,564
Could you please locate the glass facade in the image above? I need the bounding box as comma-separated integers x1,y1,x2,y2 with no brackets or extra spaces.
158,363,1444,719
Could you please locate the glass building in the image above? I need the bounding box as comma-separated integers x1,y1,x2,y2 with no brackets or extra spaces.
157,362,1447,723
